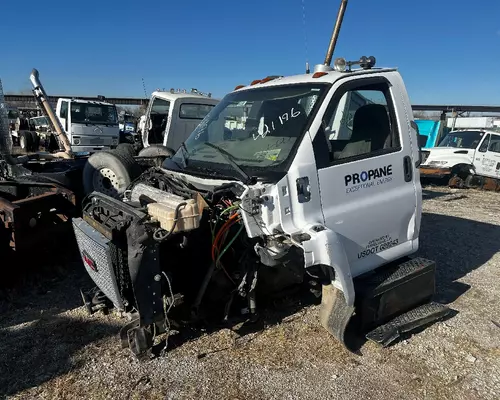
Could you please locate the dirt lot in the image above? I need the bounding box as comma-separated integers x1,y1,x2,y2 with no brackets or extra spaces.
1,185,499,400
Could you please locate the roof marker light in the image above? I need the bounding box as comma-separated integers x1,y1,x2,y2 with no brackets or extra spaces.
234,85,245,90
260,75,281,83
250,79,262,85
312,71,328,78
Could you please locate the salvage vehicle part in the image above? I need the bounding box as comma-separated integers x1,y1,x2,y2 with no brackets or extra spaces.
0,179,76,254
0,77,82,258
115,143,137,158
73,0,451,359
141,89,219,152
82,150,142,198
137,144,175,158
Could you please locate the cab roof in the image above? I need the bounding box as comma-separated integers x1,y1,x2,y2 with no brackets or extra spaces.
59,98,115,106
232,67,398,93
152,91,220,103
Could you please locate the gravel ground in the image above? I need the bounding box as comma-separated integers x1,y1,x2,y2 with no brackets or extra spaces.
1,185,499,400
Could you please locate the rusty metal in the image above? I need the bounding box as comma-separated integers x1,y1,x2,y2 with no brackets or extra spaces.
463,176,500,192
419,166,452,179
29,69,73,158
0,180,76,253
448,175,464,188
324,0,348,66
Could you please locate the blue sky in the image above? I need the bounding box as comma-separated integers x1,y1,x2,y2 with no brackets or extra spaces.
1,0,499,105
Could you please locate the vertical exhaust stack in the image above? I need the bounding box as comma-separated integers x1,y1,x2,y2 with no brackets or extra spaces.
324,0,348,66
29,69,73,159
314,0,348,73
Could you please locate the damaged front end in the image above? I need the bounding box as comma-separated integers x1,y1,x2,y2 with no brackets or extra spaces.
73,170,310,358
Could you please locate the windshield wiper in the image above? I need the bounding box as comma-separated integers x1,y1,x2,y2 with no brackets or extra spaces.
201,142,255,184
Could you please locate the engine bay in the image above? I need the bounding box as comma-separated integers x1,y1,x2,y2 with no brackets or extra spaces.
75,168,324,357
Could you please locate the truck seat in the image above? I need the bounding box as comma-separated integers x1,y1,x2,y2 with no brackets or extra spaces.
336,104,391,160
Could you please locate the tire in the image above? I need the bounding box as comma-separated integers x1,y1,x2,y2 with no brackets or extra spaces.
19,131,33,151
115,143,137,158
83,150,142,198
138,144,175,158
30,131,40,152
48,134,59,152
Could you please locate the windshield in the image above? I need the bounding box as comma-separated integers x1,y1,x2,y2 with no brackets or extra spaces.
31,116,50,127
168,83,329,180
179,103,215,119
438,130,484,149
71,102,118,125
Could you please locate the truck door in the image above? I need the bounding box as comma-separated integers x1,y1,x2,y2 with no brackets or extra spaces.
145,97,171,146
314,75,419,278
474,133,500,178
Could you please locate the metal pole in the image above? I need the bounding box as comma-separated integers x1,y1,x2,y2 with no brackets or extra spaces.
29,69,73,157
324,0,348,66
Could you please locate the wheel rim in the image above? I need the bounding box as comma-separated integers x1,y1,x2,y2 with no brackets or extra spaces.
93,167,121,197
20,136,26,149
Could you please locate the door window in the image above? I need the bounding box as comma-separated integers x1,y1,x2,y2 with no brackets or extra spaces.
321,82,400,165
478,134,490,153
60,101,68,119
487,134,500,153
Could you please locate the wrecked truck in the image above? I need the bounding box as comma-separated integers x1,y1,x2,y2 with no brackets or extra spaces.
73,51,451,357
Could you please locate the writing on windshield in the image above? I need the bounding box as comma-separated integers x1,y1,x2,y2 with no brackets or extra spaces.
172,83,329,179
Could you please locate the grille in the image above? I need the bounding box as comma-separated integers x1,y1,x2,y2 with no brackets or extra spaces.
72,218,124,309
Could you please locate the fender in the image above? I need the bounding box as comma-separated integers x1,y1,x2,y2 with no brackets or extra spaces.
301,224,355,307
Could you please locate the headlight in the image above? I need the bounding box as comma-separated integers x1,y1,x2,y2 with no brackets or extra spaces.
429,160,448,166
112,137,118,145
73,137,81,145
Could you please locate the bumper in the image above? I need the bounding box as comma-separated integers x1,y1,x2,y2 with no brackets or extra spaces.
419,166,452,179
71,145,114,153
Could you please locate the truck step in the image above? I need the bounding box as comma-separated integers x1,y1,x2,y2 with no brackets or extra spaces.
355,257,437,331
365,302,450,347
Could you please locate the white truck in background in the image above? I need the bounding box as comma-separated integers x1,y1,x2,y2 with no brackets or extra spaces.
139,89,219,156
54,97,119,154
420,128,500,186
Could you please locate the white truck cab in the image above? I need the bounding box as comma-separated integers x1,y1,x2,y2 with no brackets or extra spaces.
55,98,120,154
142,90,219,151
420,129,500,182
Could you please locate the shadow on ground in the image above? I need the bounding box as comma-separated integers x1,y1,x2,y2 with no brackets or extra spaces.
0,313,120,397
419,212,500,302
0,249,121,397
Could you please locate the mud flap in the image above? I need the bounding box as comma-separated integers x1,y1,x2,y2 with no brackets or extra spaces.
319,283,355,350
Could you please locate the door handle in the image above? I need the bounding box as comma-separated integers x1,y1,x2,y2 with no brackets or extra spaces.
403,156,412,182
